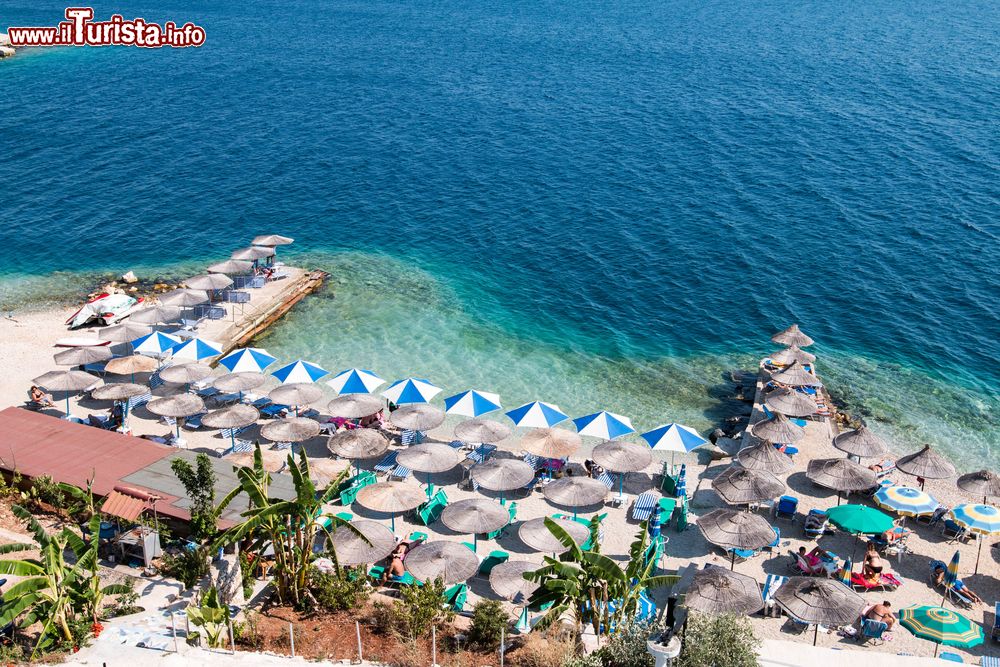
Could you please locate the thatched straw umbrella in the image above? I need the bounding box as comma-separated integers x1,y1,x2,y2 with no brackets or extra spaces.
542,477,608,516
897,445,957,488
354,482,424,531
470,459,536,500
404,541,479,585
441,498,510,551
328,429,389,460
98,322,153,343
32,370,100,416
770,362,823,387
213,372,266,394
260,417,321,443
159,362,214,385
957,470,1000,503
129,305,182,325
54,346,111,367
104,354,159,377
328,520,394,567
269,383,324,408
770,345,816,366
771,324,814,348
397,443,463,496
520,428,581,459
737,441,793,475
201,404,259,430
146,393,206,442
684,567,764,614
454,418,511,444
184,274,234,291
390,404,445,431
711,467,785,505
327,394,384,419
806,458,877,504
832,426,889,459
252,234,294,246
232,246,274,261
763,388,817,418
518,516,589,553
697,509,777,569
592,440,653,473
207,259,253,274
159,288,210,307
773,578,865,645
750,413,805,444
490,560,540,603
91,383,148,401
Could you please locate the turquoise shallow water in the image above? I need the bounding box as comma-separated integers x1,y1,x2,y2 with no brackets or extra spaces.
0,0,997,468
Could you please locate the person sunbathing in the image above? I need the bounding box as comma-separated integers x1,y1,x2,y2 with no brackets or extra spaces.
803,512,829,534
29,385,55,407
881,520,912,544
380,543,407,584
798,546,830,573
932,564,984,603
863,542,884,579
866,601,896,629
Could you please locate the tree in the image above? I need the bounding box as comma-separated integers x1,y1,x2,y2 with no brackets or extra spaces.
676,613,759,667
171,454,219,541
186,586,228,648
526,517,675,640
0,507,128,658
213,444,359,608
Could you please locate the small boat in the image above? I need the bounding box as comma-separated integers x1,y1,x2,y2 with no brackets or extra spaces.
66,293,144,329
54,336,111,347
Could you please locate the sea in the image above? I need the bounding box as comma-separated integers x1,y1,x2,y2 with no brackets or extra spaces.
1,0,997,469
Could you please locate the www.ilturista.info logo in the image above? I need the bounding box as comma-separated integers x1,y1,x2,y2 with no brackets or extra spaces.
7,8,205,48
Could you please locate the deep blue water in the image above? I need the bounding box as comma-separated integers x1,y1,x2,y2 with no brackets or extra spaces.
1,1,998,466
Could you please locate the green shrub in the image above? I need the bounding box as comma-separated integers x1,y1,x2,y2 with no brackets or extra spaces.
369,578,454,640
21,474,66,510
562,655,602,667
160,547,210,589
308,566,369,612
467,599,508,652
239,551,255,600
591,619,656,667
676,613,759,667
232,611,263,650
102,578,143,618
170,454,219,541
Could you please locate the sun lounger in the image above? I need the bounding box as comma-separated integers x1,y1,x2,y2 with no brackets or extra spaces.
182,412,206,430
522,452,543,470
940,653,964,663
220,439,254,457
984,656,1000,667
219,424,251,440
762,574,787,617
851,572,902,592
943,519,970,542
991,601,1000,642
389,464,412,481
125,391,152,410
260,403,289,418
762,405,807,427
631,491,658,522
466,444,497,464
930,560,974,607
774,495,798,520
597,471,615,490
400,429,424,446
374,451,399,475
859,618,888,645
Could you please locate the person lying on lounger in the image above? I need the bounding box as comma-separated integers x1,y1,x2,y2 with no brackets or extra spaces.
932,564,985,604
380,543,407,583
866,601,896,629
798,546,832,572
880,519,912,544
29,385,55,407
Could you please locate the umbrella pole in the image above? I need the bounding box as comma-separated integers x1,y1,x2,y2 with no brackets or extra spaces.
730,551,736,571
934,643,939,658
975,536,983,574
837,492,842,506
473,533,477,553
65,394,71,418
813,624,818,646
391,515,395,533
619,473,624,496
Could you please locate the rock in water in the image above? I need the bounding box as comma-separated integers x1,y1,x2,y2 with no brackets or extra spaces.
121,270,139,284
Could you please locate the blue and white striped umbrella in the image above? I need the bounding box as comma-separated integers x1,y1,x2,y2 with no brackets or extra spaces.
219,347,277,373
875,485,940,517
949,504,1000,535
641,423,708,453
382,378,442,405
573,411,635,439
131,331,183,357
505,401,568,428
169,337,223,361
444,390,502,417
326,368,384,395
271,360,329,384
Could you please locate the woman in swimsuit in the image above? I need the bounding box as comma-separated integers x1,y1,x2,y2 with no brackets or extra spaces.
863,542,884,580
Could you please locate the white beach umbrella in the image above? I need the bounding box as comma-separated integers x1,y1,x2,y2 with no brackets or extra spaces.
271,359,329,384
572,411,635,439
131,331,183,357
382,377,442,405
443,389,502,417
169,337,223,361
505,401,568,428
325,368,384,395
219,347,277,373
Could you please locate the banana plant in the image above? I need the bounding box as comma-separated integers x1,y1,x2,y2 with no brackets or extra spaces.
186,586,228,648
526,517,676,640
0,506,127,658
213,444,362,607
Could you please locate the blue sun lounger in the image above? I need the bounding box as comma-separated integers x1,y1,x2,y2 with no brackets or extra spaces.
631,492,658,522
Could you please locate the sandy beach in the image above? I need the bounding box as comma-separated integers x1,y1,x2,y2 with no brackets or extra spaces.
0,295,997,664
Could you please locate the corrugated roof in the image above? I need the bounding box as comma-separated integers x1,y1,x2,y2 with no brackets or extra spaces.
100,490,148,521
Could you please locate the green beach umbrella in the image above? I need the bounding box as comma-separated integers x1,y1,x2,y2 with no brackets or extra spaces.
898,605,984,657
825,504,894,534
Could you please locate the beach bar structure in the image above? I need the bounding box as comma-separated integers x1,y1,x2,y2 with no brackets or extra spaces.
0,407,296,527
